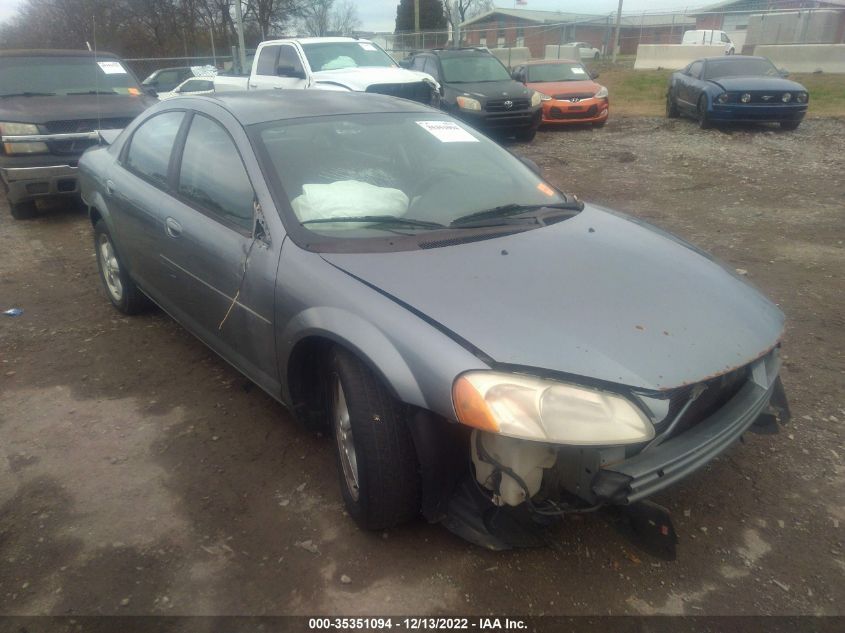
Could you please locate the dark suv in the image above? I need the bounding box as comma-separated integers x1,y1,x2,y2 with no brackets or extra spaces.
404,48,542,141
0,49,155,219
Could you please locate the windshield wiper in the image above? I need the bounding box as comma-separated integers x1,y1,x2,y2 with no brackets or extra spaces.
450,201,583,227
0,92,57,98
301,215,446,230
67,90,120,95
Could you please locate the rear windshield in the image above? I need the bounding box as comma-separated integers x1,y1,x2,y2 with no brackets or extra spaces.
300,42,397,71
440,55,511,83
704,58,779,80
0,55,141,96
527,63,589,82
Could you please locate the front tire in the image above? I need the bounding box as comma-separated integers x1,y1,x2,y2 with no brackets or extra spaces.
666,92,680,118
514,127,537,142
327,347,420,530
93,219,148,314
697,95,711,129
9,199,38,220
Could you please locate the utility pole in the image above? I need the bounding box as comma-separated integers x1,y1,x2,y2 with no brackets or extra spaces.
234,0,247,74
612,0,623,63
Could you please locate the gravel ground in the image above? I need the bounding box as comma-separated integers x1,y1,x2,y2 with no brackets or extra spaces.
0,116,843,617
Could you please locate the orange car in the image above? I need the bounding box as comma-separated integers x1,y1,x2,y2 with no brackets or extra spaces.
512,59,609,127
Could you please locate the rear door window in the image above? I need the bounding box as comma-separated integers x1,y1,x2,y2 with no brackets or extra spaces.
124,111,185,188
177,114,255,232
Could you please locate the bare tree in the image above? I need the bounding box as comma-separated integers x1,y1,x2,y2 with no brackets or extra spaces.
443,0,492,44
331,0,360,35
300,0,332,36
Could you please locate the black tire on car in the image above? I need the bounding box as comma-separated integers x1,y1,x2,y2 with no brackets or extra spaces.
594,52,600,60
326,346,420,530
666,92,680,118
8,199,38,220
515,127,537,142
697,95,711,129
93,219,148,314
780,120,801,131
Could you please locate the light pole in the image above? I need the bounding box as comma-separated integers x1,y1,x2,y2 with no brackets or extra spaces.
234,0,248,74
612,0,623,63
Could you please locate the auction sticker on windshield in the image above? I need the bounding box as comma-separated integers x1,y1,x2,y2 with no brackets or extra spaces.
359,42,378,51
416,121,479,143
571,67,586,75
97,61,127,74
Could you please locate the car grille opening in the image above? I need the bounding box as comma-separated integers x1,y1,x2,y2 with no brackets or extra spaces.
43,118,133,155
552,92,595,100
657,365,750,439
486,98,530,112
365,82,433,105
548,105,598,120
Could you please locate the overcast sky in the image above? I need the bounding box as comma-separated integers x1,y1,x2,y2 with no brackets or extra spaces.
0,1,706,33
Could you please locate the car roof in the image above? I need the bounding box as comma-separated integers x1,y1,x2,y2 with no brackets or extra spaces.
416,48,492,58
261,36,372,45
186,90,436,126
523,59,579,65
699,55,769,63
0,49,119,58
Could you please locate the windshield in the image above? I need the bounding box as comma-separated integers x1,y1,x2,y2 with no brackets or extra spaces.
527,62,590,82
440,55,511,83
0,56,141,96
253,113,567,243
300,42,397,71
704,58,779,79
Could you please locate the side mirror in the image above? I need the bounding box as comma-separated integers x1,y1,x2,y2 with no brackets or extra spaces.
399,59,413,69
439,84,445,97
144,87,158,98
779,68,790,77
277,65,305,79
512,71,525,83
590,71,600,79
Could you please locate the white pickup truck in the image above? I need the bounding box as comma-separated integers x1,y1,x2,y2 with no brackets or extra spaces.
214,37,439,106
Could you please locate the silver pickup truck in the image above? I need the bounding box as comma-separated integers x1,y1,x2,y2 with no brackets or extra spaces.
214,37,439,106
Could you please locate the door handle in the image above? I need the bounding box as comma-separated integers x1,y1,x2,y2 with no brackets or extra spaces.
165,217,182,238
105,179,116,196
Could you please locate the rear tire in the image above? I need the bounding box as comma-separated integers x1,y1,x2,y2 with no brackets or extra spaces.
327,347,420,530
93,219,149,315
9,199,38,220
514,127,537,142
780,120,801,131
666,92,680,118
697,95,711,129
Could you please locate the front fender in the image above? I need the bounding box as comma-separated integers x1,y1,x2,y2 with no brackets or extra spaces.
280,306,426,407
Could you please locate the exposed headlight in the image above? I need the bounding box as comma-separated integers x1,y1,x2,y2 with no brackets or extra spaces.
795,92,808,103
741,93,752,103
594,86,608,99
781,92,792,103
717,92,729,104
0,122,48,155
530,91,547,107
456,95,482,111
452,371,654,445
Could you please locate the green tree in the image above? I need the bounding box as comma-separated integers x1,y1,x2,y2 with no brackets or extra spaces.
394,0,447,33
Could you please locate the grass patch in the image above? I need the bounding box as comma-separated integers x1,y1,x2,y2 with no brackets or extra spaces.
587,67,845,118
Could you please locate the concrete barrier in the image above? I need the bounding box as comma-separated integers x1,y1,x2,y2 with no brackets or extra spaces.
634,44,725,70
489,47,530,69
754,44,845,74
544,44,581,61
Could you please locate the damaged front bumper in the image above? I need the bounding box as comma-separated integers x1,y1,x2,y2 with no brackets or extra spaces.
593,373,789,505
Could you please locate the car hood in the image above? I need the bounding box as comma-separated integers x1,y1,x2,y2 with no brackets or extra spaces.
0,94,153,125
312,66,438,91
707,76,806,92
526,79,599,97
320,205,784,391
446,80,532,100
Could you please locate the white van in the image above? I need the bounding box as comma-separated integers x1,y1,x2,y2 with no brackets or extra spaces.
682,30,736,55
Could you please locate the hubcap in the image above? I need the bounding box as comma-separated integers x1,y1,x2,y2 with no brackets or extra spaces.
98,234,123,301
332,375,360,501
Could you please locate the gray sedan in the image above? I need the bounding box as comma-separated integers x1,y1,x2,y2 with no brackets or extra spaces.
79,91,789,549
